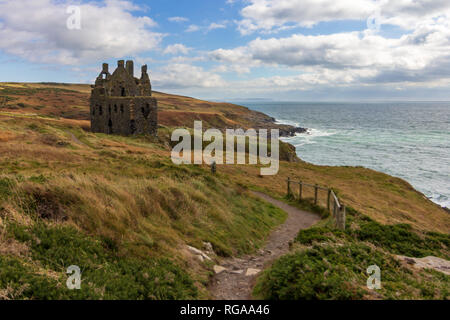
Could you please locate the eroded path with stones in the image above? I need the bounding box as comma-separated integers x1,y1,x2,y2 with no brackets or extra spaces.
209,191,320,300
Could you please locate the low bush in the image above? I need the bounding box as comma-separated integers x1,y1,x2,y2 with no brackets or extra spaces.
1,223,198,300
254,242,449,300
295,209,450,259
254,208,450,300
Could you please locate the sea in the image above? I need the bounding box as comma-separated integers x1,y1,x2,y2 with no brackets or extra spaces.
239,101,450,209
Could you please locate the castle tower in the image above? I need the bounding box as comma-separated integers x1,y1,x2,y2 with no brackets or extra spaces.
140,64,152,96
126,60,134,77
90,60,157,136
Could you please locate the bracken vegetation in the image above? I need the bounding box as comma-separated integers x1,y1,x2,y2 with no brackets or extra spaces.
1,223,197,299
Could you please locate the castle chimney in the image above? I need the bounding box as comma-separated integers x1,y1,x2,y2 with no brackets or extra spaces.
102,63,109,73
126,60,134,77
141,65,147,74
118,60,125,68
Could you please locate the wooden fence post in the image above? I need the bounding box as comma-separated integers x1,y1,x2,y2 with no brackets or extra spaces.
327,189,331,211
333,200,337,218
314,185,318,205
299,182,303,201
335,206,339,228
340,206,346,230
285,179,345,230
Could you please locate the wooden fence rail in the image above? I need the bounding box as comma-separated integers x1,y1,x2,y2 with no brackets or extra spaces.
287,177,346,230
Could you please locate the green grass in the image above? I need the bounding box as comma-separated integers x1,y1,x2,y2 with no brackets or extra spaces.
0,86,78,96
295,207,450,259
284,194,330,218
0,171,286,299
254,208,450,300
253,243,449,300
1,222,197,300
0,177,14,201
0,124,287,299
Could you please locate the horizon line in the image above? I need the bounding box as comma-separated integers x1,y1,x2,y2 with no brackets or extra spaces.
2,81,450,104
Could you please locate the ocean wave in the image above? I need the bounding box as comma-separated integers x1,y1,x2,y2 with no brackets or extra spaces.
280,128,338,147
275,118,337,139
260,104,450,210
274,118,302,128
275,118,336,136
305,128,337,138
428,193,450,209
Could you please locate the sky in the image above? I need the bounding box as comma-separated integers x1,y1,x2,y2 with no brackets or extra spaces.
1,0,450,101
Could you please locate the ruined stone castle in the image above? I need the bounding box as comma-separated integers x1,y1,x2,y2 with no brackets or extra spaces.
90,60,157,135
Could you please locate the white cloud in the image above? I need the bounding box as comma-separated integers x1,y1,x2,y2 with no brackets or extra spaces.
237,0,376,35
186,24,201,32
212,64,251,74
379,0,450,29
153,63,225,89
210,47,256,65
207,22,227,31
186,22,228,33
165,1,450,97
168,16,189,23
0,0,162,65
163,44,191,55
236,0,450,35
210,20,450,88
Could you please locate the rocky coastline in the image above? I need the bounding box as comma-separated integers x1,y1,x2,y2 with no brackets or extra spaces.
278,125,308,137
267,116,308,137
245,113,308,137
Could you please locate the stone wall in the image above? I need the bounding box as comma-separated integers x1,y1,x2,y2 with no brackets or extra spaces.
132,97,158,135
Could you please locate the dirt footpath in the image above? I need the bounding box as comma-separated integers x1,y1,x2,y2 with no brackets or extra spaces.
209,191,320,300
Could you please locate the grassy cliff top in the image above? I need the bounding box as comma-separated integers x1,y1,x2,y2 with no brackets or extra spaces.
0,81,448,233
0,82,295,133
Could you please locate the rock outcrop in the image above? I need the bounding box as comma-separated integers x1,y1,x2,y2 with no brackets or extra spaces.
396,255,450,275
